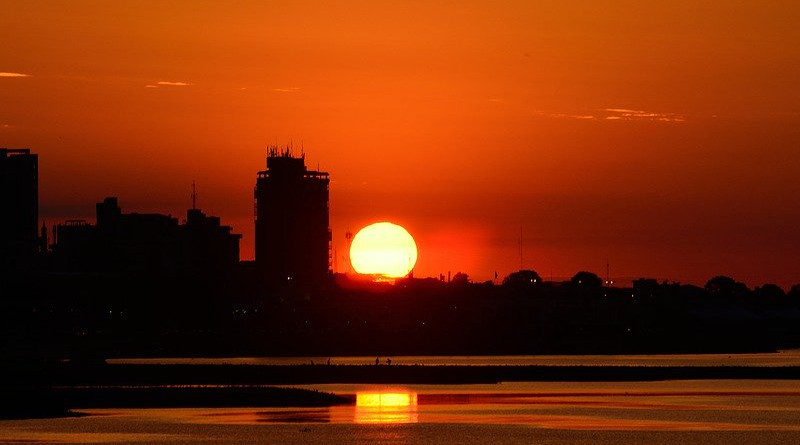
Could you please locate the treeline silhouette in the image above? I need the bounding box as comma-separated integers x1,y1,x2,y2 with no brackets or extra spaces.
2,266,799,360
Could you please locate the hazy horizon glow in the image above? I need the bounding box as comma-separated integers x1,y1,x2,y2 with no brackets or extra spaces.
2,1,799,287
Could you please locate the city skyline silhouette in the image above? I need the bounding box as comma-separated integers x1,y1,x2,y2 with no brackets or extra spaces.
3,2,800,287
3,143,797,290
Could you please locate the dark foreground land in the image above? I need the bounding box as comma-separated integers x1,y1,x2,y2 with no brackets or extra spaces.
0,384,350,420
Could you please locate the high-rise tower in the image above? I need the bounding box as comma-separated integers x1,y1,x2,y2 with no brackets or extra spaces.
254,148,330,284
0,148,38,267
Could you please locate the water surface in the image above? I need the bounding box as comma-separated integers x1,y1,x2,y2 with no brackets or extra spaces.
2,380,800,444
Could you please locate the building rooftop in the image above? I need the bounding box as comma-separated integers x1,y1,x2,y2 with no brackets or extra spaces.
1,148,33,157
257,146,328,179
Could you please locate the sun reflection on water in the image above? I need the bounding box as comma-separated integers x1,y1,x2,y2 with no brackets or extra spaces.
355,391,418,424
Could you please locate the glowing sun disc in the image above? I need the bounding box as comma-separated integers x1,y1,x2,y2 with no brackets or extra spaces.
350,222,418,278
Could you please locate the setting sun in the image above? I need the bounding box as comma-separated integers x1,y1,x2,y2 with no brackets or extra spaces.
350,222,418,278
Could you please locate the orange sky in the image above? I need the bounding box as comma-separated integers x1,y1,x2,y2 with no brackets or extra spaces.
2,1,799,287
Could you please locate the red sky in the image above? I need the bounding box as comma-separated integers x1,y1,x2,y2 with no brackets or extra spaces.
2,1,799,287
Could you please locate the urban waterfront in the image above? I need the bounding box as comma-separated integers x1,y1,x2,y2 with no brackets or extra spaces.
4,2,800,442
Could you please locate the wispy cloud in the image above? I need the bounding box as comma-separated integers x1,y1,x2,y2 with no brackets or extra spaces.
156,81,193,86
535,107,685,122
604,108,685,122
0,72,30,78
145,81,194,88
274,87,300,93
533,111,596,120
552,113,595,120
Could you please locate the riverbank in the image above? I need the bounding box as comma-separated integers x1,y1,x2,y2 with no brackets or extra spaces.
0,385,350,420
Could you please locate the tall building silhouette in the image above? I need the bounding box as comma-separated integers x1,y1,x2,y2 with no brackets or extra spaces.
0,148,38,267
255,148,330,284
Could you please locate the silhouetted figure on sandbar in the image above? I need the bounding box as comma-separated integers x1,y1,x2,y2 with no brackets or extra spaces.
386,358,392,366
375,357,379,366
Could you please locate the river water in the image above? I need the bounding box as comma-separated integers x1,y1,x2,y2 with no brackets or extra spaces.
2,380,800,444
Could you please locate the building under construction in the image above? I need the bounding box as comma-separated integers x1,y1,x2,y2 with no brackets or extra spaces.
255,148,330,284
0,148,38,267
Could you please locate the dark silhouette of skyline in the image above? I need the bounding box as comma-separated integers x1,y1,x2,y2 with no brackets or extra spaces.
4,146,334,284
1,146,797,296
53,196,241,275
0,146,799,361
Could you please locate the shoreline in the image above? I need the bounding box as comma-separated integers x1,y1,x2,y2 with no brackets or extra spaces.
0,386,351,420
11,363,800,386
105,349,800,367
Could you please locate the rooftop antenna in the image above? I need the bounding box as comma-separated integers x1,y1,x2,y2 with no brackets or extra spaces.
191,181,197,210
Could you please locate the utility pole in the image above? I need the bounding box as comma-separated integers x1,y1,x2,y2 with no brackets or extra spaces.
345,231,353,273
333,247,338,274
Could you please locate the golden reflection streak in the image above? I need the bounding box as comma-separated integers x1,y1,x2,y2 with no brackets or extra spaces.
355,391,418,424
